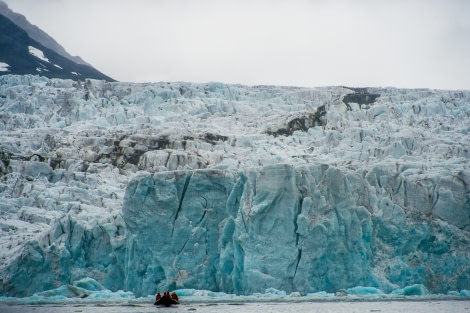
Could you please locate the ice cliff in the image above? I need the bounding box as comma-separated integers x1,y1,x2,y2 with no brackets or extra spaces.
0,75,469,297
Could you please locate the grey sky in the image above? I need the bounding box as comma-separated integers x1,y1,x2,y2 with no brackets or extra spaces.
3,0,470,90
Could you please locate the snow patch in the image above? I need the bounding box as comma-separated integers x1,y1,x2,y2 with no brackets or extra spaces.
0,62,10,72
28,46,50,63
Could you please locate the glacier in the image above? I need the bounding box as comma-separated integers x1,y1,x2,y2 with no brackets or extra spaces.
0,75,469,298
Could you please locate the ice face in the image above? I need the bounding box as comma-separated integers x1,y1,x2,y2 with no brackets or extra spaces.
0,75,469,297
121,164,469,297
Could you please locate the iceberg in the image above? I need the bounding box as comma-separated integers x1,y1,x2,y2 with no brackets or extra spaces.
391,284,430,296
346,286,384,296
0,75,469,299
34,277,105,299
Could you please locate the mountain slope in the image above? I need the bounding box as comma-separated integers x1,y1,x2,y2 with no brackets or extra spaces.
0,13,114,81
0,1,90,66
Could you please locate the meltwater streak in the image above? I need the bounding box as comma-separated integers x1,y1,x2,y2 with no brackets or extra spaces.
0,301,469,313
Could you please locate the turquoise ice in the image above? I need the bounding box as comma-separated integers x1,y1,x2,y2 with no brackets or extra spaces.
0,75,469,297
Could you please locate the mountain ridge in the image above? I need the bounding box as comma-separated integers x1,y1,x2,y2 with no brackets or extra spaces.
0,2,114,81
0,1,90,66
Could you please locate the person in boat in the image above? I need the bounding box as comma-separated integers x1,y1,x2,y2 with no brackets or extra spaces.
154,291,179,305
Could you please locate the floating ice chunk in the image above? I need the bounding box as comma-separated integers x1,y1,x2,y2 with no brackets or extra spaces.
73,277,106,292
263,288,287,296
347,286,384,295
6,277,134,303
306,291,335,298
28,46,50,63
86,290,135,299
33,278,108,299
35,285,91,298
175,289,231,298
1,287,470,305
392,284,430,296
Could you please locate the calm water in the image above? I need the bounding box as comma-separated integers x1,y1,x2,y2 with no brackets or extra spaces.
0,301,469,313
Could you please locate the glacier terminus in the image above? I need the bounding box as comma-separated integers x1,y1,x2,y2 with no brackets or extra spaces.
0,75,469,298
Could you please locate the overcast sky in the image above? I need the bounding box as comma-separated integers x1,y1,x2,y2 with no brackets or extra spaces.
3,0,470,90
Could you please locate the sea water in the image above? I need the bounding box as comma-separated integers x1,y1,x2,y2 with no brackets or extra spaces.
0,301,469,313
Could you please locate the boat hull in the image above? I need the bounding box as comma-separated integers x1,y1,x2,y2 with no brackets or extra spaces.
154,297,179,306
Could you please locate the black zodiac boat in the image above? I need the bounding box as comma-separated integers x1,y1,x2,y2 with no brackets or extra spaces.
154,296,179,306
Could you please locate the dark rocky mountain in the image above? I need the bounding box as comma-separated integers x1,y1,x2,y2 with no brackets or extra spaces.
0,4,115,81
0,1,90,66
